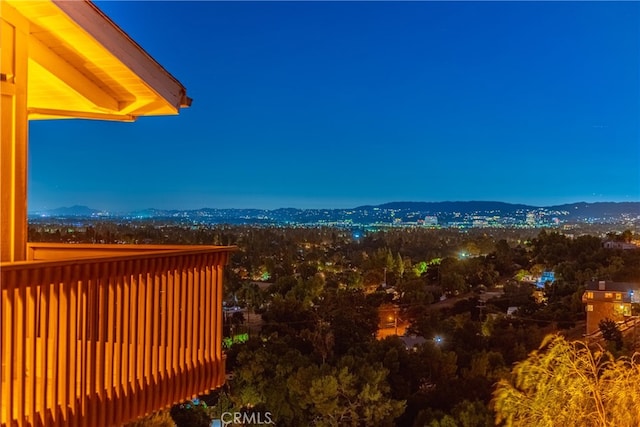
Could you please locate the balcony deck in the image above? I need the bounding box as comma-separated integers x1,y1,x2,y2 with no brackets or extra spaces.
1,243,235,427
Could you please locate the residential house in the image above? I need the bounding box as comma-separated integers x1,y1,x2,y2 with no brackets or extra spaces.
603,241,638,250
582,281,640,335
399,335,427,351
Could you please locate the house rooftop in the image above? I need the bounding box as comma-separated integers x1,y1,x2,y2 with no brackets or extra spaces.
399,335,427,349
584,281,640,292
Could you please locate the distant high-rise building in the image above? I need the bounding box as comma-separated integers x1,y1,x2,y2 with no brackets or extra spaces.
424,216,438,226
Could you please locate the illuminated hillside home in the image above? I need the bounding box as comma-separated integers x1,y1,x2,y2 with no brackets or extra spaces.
582,281,640,335
1,1,234,425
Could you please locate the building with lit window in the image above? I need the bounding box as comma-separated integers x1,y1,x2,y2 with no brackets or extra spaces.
535,271,555,288
582,281,640,335
423,216,438,227
1,1,234,425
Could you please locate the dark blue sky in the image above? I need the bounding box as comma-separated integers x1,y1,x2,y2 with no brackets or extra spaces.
29,1,639,211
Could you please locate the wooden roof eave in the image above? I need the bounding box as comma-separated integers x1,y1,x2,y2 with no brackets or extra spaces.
5,0,190,122
54,0,187,111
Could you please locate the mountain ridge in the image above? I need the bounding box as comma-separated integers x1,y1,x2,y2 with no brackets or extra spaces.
31,201,640,215
30,201,639,226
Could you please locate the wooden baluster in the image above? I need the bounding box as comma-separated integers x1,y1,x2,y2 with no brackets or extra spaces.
15,269,27,426
216,263,225,387
122,260,132,422
69,264,80,427
85,263,96,427
6,270,19,425
197,257,206,393
203,258,211,384
50,267,62,425
170,256,180,405
202,256,211,387
177,256,186,402
95,262,107,427
151,258,161,412
38,268,50,427
189,256,197,394
159,258,168,408
143,257,153,415
115,260,127,426
59,265,73,425
130,259,141,421
135,258,146,418
213,253,221,385
25,268,38,426
105,261,116,426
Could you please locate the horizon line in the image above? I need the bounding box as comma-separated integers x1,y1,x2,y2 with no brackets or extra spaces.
28,199,640,214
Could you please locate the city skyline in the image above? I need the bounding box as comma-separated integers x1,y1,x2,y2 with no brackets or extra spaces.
28,200,640,231
28,1,639,211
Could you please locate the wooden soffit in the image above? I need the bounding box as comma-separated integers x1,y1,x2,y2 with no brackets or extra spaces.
3,0,191,121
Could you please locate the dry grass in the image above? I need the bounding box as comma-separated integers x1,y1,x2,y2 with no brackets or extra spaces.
492,334,640,426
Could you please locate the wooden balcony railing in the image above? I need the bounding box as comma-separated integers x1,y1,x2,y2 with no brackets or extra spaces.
1,243,236,427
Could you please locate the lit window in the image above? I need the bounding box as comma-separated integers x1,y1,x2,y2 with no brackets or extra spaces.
616,293,622,300
586,292,594,299
587,305,593,312
604,292,613,299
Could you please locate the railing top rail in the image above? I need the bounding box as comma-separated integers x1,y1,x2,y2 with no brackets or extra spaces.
1,244,238,271
26,242,235,251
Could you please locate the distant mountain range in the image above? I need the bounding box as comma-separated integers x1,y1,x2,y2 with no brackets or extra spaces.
35,205,101,216
356,201,640,218
29,201,640,227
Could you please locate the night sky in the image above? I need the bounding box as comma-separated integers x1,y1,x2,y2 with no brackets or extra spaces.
28,1,639,211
